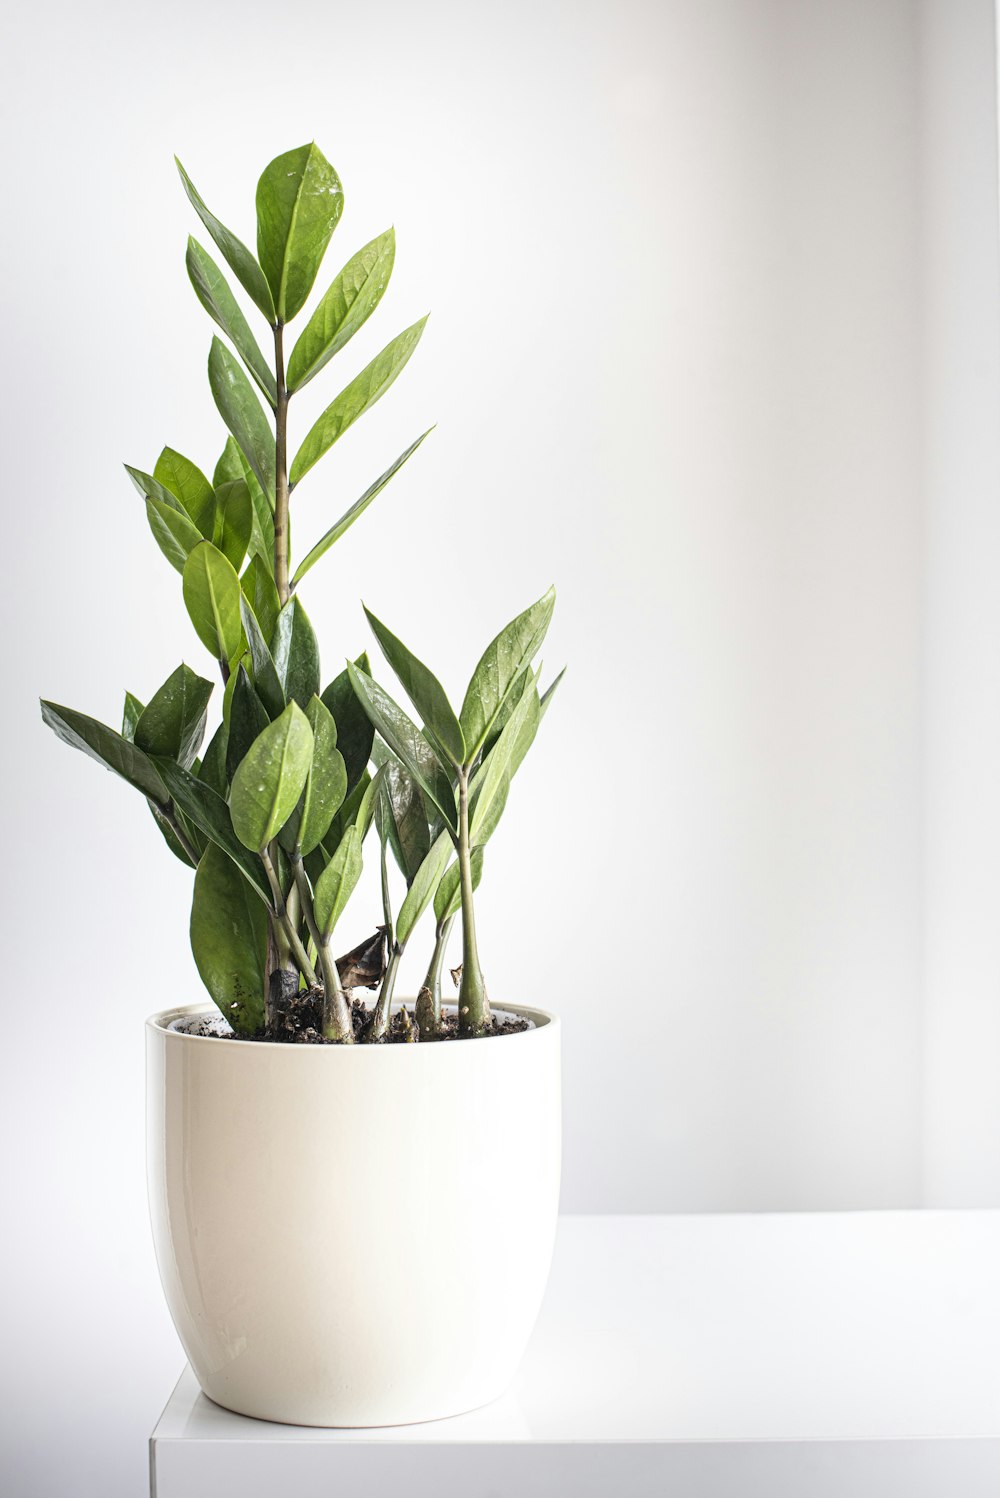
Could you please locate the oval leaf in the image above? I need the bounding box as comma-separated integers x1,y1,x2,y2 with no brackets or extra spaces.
145,496,202,573
364,604,464,764
295,695,347,855
213,478,253,572
40,701,168,804
154,447,215,536
313,824,363,940
225,664,271,783
208,336,276,502
182,542,243,667
175,157,275,321
320,654,374,798
134,664,214,769
286,228,395,392
290,318,428,486
239,595,285,719
460,587,555,760
397,829,451,946
190,841,267,1035
186,236,277,407
229,701,314,852
271,596,321,709
255,143,344,323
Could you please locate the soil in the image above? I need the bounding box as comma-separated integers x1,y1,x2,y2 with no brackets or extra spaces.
183,988,531,1045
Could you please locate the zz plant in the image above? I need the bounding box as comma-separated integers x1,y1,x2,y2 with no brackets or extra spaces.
40,143,561,1044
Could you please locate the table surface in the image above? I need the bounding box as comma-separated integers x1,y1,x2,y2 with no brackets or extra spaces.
150,1211,1000,1496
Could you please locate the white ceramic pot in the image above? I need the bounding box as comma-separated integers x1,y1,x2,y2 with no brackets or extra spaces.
146,1001,561,1427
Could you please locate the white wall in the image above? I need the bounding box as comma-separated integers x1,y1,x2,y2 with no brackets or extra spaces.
920,0,1000,1205
1,1,993,1489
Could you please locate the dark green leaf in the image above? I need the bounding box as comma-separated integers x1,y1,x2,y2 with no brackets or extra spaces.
145,496,203,573
320,653,373,797
175,157,275,321
291,430,431,587
239,596,285,719
190,842,267,1034
346,662,456,832
234,447,275,566
40,701,168,804
286,228,394,392
364,604,464,764
372,744,430,883
460,587,555,760
240,556,280,651
434,848,483,925
313,824,362,939
198,721,229,797
153,447,215,536
255,142,344,323
208,336,276,501
271,596,320,708
213,478,253,572
317,768,370,869
397,829,451,945
183,542,243,667
229,701,314,851
186,237,277,407
290,318,428,486
150,802,201,868
134,664,214,769
226,665,270,783
155,757,269,899
122,692,144,740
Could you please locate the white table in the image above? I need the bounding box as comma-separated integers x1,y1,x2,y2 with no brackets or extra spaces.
150,1212,1000,1496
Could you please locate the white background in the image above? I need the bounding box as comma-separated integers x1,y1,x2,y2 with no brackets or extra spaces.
2,0,999,1493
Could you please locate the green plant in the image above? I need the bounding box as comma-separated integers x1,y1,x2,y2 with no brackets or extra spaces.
40,143,561,1043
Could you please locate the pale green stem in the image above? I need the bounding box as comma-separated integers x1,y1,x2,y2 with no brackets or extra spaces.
260,844,318,987
416,914,454,1036
457,768,489,1034
291,853,354,1043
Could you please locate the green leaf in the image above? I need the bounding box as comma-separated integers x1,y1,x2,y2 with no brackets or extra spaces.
154,758,269,898
290,318,428,486
122,692,144,740
208,337,276,501
40,701,168,804
145,496,203,573
286,228,395,392
460,587,555,761
213,437,244,489
364,604,464,764
186,237,277,407
134,664,214,769
240,555,280,646
150,802,201,868
318,768,370,867
125,464,181,511
540,667,566,715
234,448,275,566
198,721,229,797
354,761,388,841
434,847,483,925
229,701,314,852
190,842,267,1035
396,828,451,946
346,662,456,832
294,695,347,855
183,542,243,667
271,596,320,709
291,430,431,587
226,664,270,783
372,745,431,882
239,596,285,719
213,478,253,572
154,447,215,536
320,654,374,797
255,142,344,324
470,673,541,843
313,824,362,939
175,157,275,321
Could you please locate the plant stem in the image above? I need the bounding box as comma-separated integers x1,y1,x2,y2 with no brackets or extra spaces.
368,942,402,1041
291,853,354,1043
260,843,318,987
456,767,490,1034
416,913,454,1037
273,323,290,605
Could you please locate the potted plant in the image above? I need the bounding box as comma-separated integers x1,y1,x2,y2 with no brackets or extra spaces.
40,143,564,1427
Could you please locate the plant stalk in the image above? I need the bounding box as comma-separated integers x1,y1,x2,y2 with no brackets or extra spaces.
416,913,454,1037
291,853,354,1043
273,323,290,605
260,843,318,987
368,942,402,1042
456,768,490,1034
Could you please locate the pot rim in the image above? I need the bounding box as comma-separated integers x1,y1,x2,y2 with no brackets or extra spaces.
146,999,559,1050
